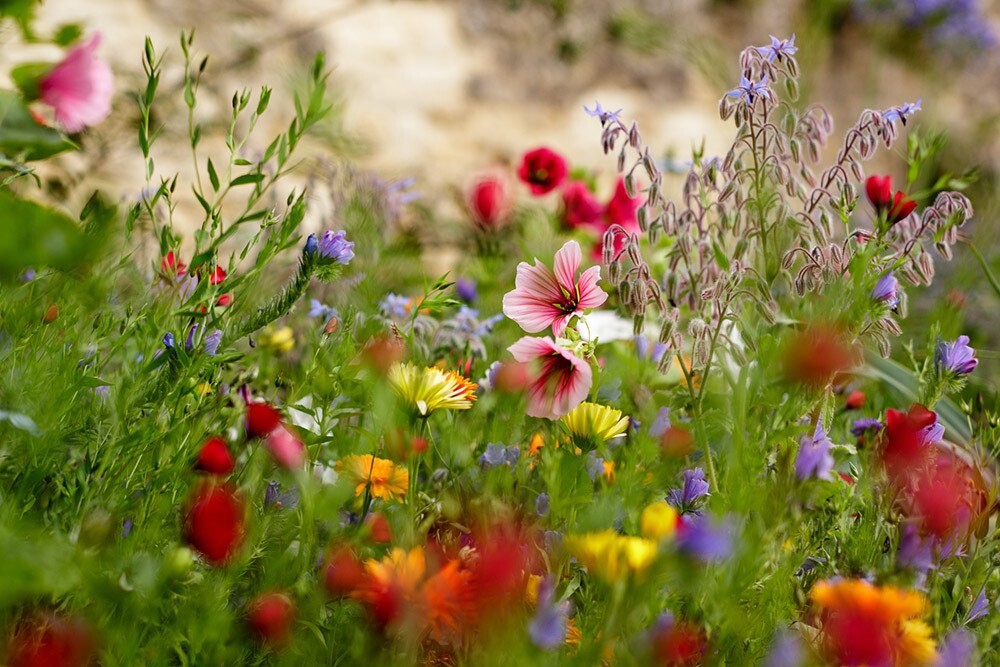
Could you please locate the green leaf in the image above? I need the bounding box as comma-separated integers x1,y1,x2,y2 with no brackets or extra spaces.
0,0,40,40
206,158,219,191
9,62,49,101
52,23,82,46
229,172,264,187
0,90,76,160
0,189,92,279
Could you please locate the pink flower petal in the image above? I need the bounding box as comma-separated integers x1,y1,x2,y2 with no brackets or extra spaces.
39,33,113,133
576,266,608,310
508,336,592,419
552,240,582,294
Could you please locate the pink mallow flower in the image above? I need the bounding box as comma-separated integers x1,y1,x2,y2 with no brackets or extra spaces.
502,240,607,337
265,426,307,469
508,336,592,420
39,34,113,133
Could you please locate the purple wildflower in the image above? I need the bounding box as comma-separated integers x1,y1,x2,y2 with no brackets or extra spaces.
21,268,36,281
676,513,732,562
162,332,175,349
303,233,319,256
204,329,222,356
757,34,798,63
764,631,804,667
635,336,668,364
897,523,937,582
185,324,198,352
883,98,922,125
649,407,672,438
795,423,835,481
536,492,550,517
936,335,978,375
935,628,975,667
456,278,477,303
583,101,623,126
726,74,770,104
379,293,411,319
309,299,338,319
316,230,355,265
177,274,198,300
851,418,883,437
480,443,519,468
967,589,990,623
122,519,132,538
922,417,945,445
528,577,570,650
585,451,605,481
873,272,899,309
668,468,710,512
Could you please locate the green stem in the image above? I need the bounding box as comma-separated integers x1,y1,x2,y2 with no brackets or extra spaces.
235,253,315,338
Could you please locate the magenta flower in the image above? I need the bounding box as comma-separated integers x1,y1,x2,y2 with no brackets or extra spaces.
508,336,592,420
502,240,607,336
39,34,113,133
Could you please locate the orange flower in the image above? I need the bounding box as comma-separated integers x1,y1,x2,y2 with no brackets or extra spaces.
337,454,409,502
423,560,473,643
810,578,937,666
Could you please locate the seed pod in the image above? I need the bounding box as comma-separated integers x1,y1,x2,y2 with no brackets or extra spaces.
633,314,645,336
882,317,902,337
659,314,677,344
637,206,649,232
688,318,706,338
617,148,627,173
657,346,677,374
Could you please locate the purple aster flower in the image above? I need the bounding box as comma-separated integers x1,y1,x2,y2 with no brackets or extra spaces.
528,577,570,650
757,34,798,63
935,628,976,667
536,492,550,517
303,233,319,256
668,467,710,511
764,631,804,667
676,513,732,562
726,74,770,105
873,272,899,309
795,423,835,480
851,418,883,438
456,278,477,303
649,407,672,438
883,98,922,125
162,332,175,349
967,589,990,623
309,299,337,319
583,101,623,126
635,336,668,364
204,329,223,356
898,523,937,579
936,335,978,375
316,230,355,265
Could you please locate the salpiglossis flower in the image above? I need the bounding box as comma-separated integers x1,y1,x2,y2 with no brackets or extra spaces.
387,362,477,416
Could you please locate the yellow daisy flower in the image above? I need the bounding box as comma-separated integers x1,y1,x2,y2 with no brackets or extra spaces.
337,454,409,502
388,362,478,416
566,529,658,582
561,402,630,441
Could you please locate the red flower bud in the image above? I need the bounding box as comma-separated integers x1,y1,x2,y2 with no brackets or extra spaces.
517,147,568,195
886,190,917,224
161,251,186,276
364,512,393,544
183,482,245,565
195,435,235,475
466,173,511,228
844,390,865,410
865,175,892,211
246,592,296,647
246,403,281,438
209,265,227,285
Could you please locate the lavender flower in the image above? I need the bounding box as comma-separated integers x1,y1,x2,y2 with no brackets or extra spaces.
967,589,990,623
898,523,936,584
303,233,319,256
185,325,198,352
726,75,770,104
204,329,223,356
21,268,36,281
122,519,133,538
583,101,623,126
635,336,668,364
872,272,899,309
162,332,175,349
649,407,672,438
668,468,710,512
379,293,411,319
756,34,798,62
676,513,732,561
479,443,519,468
935,628,976,667
795,423,835,480
309,299,338,319
936,335,978,375
316,230,355,265
883,98,922,125
585,451,605,481
851,418,883,437
764,631,804,667
479,360,502,392
456,278,477,303
922,417,945,445
536,492,550,517
528,578,570,650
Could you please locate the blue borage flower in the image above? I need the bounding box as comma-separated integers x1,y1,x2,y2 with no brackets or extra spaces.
583,100,623,127
756,34,797,63
726,74,770,105
882,98,922,125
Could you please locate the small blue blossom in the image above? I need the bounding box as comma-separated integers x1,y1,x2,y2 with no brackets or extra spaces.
967,589,990,623
456,278,477,303
479,443,519,468
536,492,550,517
726,74,770,104
649,407,672,438
309,299,338,319
303,233,319,256
162,332,175,349
204,329,223,356
677,513,733,561
316,230,355,265
379,293,412,319
634,336,668,364
585,451,605,481
21,268,36,281
851,417,883,437
757,34,798,63
583,101,623,126
185,325,198,352
668,467,711,512
882,98,922,125
936,628,976,666
528,577,570,650
936,335,978,375
764,631,804,667
795,423,835,480
872,272,900,309
122,519,133,538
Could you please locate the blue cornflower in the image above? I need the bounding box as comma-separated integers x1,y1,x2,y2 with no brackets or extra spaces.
757,34,798,63
583,101,623,126
795,423,835,480
668,467,710,511
726,74,770,104
316,230,355,265
936,335,978,375
309,299,338,319
882,98,922,125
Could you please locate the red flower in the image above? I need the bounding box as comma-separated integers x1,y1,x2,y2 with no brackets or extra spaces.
517,147,568,195
5,614,96,667
652,618,707,666
194,435,235,475
782,324,859,388
216,293,232,307
907,450,987,540
865,175,917,224
561,181,603,230
246,592,296,647
365,512,393,544
246,403,281,438
844,390,866,410
161,251,186,276
183,482,245,565
324,545,367,597
466,173,511,228
209,265,227,285
603,177,641,230
881,405,936,485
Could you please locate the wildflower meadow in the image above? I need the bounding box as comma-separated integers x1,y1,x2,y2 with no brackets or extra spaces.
1,2,998,665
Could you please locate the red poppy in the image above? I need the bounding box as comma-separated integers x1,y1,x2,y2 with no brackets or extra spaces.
183,482,245,565
246,403,281,438
517,147,568,195
194,435,235,475
561,180,603,230
865,175,916,225
246,592,296,647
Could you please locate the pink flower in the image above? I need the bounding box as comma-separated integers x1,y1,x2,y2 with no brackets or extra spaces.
603,178,641,230
561,181,603,230
508,336,592,419
265,426,307,469
39,34,113,133
502,240,607,336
